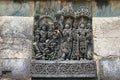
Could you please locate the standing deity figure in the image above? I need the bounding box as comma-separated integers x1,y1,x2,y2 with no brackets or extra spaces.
76,22,87,60
61,18,73,60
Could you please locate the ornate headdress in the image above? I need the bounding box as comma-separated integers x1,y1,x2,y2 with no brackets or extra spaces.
61,5,74,17
75,6,91,18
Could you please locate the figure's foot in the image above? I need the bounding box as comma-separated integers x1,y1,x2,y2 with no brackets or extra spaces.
58,58,64,61
80,58,83,60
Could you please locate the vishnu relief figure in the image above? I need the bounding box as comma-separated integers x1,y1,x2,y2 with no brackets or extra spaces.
76,22,87,60
61,18,73,60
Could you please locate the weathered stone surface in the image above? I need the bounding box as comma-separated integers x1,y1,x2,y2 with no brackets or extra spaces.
99,57,120,80
0,59,31,80
32,78,97,80
93,17,120,57
31,60,97,78
93,17,120,38
0,16,33,39
94,38,120,57
0,0,34,16
0,38,32,59
92,0,120,17
35,0,61,14
0,16,33,59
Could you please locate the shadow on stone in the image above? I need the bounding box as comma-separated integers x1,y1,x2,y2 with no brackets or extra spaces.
95,0,109,9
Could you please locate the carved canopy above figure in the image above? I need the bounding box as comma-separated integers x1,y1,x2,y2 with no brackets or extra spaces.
33,5,93,60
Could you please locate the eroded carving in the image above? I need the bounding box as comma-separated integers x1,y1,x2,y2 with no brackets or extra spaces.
33,6,93,60
31,61,96,75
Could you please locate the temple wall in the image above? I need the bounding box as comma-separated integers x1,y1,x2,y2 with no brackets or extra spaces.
92,0,120,80
0,16,33,80
0,0,120,80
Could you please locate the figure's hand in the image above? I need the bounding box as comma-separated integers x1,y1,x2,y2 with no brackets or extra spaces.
33,42,37,45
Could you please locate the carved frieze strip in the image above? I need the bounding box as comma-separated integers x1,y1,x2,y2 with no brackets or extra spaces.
31,60,97,78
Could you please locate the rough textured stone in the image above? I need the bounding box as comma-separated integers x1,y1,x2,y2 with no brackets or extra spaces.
0,0,34,16
0,16,33,39
94,38,120,57
92,0,120,17
93,17,120,38
32,78,97,80
0,59,31,80
93,17,120,57
35,0,61,14
31,60,97,78
99,57,120,80
0,38,32,59
0,16,33,59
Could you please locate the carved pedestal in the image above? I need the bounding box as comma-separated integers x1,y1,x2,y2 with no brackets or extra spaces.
31,60,97,80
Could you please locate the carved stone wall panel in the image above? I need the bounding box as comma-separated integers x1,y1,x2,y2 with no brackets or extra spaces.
33,1,93,60
32,0,97,79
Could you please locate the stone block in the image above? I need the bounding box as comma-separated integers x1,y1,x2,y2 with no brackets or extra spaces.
94,37,120,57
0,0,34,16
0,16,33,59
0,38,32,59
93,17,120,38
99,57,120,80
0,59,31,80
0,16,33,39
31,60,97,78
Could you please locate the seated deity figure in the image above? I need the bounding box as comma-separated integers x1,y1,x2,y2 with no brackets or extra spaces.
33,28,41,58
46,24,58,60
35,24,48,60
48,30,61,60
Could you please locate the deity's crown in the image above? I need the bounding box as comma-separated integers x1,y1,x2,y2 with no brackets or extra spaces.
61,5,74,17
75,6,90,17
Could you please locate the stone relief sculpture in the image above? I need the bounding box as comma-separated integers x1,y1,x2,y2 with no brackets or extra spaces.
31,4,97,79
60,6,74,60
33,5,93,60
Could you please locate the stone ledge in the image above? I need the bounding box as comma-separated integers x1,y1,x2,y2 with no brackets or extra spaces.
99,57,120,80
31,60,97,78
0,59,31,80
